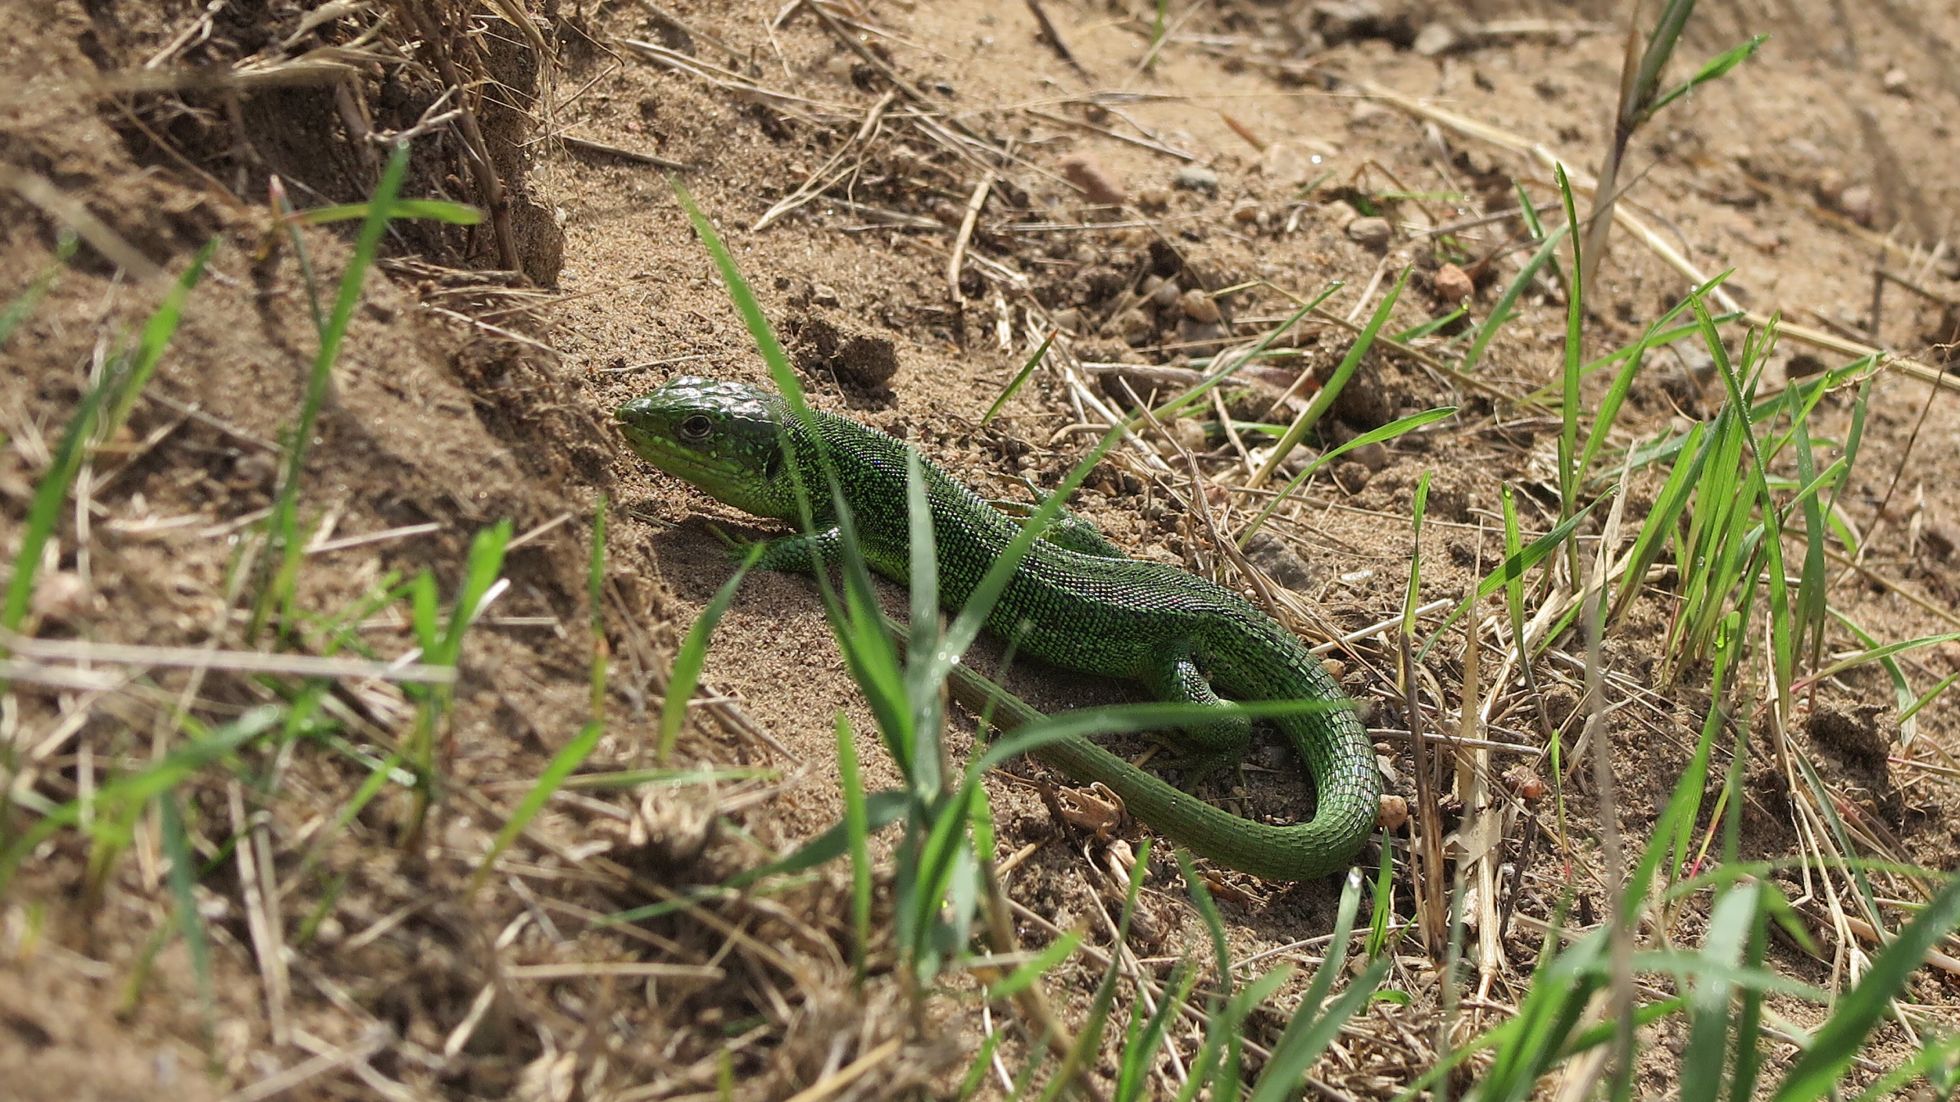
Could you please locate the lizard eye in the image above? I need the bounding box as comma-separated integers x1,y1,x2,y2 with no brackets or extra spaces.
677,414,713,442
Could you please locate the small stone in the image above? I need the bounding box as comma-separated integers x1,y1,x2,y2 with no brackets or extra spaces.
1333,460,1371,492
1345,215,1392,249
811,283,840,307
1060,152,1126,206
1313,0,1385,44
1434,262,1473,304
1412,22,1461,57
29,571,92,626
1349,100,1393,126
1117,309,1155,345
1171,416,1208,452
1179,288,1221,323
1244,530,1316,591
1837,184,1876,226
1049,307,1083,334
1261,140,1336,185
1348,441,1389,471
1173,165,1219,193
1177,318,1225,345
1377,793,1410,830
1924,525,1954,561
1136,186,1171,211
1811,169,1846,207
1231,203,1261,224
1149,278,1182,310
1881,67,1910,96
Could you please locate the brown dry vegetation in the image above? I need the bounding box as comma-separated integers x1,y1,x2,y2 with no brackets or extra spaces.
3,0,1958,1099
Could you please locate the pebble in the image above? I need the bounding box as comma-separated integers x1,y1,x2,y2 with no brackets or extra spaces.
1333,460,1372,493
1412,21,1461,56
1350,100,1394,126
1837,184,1876,226
1179,288,1221,323
1173,165,1219,193
28,571,92,625
1434,262,1474,304
1345,215,1392,249
1136,186,1171,211
1313,0,1384,44
1117,309,1155,345
1171,417,1208,452
1149,278,1182,309
1244,531,1316,591
1178,318,1225,345
1349,441,1390,471
1882,67,1910,96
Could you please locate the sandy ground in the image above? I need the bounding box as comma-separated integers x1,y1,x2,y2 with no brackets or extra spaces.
2,0,1957,1097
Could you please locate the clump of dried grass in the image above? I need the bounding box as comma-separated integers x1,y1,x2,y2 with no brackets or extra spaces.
89,0,560,282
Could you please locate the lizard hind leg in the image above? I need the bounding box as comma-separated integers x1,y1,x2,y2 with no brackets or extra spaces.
749,526,843,572
1143,646,1252,787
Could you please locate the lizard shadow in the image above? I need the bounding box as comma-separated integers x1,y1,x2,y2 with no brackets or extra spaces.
645,514,1356,920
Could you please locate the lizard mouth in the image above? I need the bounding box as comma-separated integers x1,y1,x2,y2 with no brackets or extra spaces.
615,397,789,518
615,410,729,492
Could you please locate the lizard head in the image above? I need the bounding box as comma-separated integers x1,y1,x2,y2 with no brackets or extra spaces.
617,377,800,521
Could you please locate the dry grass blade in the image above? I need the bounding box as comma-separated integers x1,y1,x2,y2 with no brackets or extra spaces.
0,631,457,684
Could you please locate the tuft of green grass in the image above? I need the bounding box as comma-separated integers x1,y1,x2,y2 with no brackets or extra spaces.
250,144,412,639
0,232,77,352
2,244,211,642
399,520,511,844
1579,0,1766,291
1245,268,1410,489
659,544,763,763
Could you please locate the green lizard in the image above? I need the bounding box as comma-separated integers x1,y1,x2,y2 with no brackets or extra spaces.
617,376,1381,880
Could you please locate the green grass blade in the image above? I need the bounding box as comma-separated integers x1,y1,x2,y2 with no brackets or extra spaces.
1418,499,1601,661
1646,35,1770,117
902,450,945,791
1252,268,1410,480
435,520,512,664
1150,286,1340,425
1462,221,1569,373
1555,163,1584,545
1250,871,1370,1102
103,238,215,438
660,544,763,762
158,792,215,1048
1237,405,1455,545
985,930,1083,1001
469,719,606,895
837,713,873,982
2,367,111,638
256,141,412,638
981,329,1056,425
0,233,76,351
1393,306,1467,343
296,198,485,226
1771,871,1960,1102
0,705,284,892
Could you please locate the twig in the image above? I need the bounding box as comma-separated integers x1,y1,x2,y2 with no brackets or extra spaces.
946,172,995,304
1023,0,1092,79
561,134,691,170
